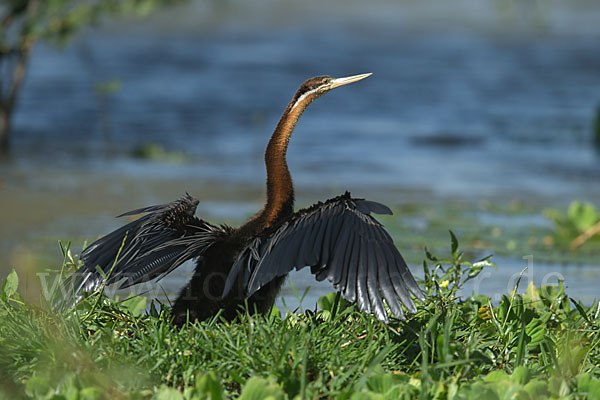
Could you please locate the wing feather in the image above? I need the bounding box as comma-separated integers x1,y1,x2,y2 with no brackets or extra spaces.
57,194,226,309
297,216,320,267
328,218,351,285
314,210,339,279
336,228,355,292
353,238,368,313
384,244,417,314
374,242,405,320
343,230,360,303
224,192,423,323
366,238,387,322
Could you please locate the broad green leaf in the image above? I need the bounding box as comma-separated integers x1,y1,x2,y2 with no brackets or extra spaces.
460,382,500,400
121,296,147,316
525,318,545,349
2,269,18,299
153,385,184,400
577,374,600,398
365,373,405,394
512,366,530,385
239,377,285,400
318,292,338,312
524,380,550,398
80,387,102,400
25,376,50,398
567,201,599,232
194,371,224,400
484,370,508,383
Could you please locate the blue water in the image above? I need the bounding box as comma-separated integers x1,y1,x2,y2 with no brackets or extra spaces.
11,28,600,199
1,1,600,308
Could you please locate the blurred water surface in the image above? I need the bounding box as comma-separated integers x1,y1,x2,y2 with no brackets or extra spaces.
1,0,599,308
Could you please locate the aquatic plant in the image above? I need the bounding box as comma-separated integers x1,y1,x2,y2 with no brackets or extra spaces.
132,142,187,162
545,201,600,250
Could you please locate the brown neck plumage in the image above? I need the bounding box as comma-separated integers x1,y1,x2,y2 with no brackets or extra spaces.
257,93,316,227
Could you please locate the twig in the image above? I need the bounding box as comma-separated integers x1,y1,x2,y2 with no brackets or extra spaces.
571,220,600,250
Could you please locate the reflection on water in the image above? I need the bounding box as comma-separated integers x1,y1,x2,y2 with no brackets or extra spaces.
1,1,600,304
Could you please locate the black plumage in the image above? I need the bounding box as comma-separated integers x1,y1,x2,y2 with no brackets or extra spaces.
223,192,422,323
59,74,424,324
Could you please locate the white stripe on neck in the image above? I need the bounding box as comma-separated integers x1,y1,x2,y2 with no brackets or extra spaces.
291,88,320,112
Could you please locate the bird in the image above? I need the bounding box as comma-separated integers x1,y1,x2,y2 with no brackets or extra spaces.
60,73,424,325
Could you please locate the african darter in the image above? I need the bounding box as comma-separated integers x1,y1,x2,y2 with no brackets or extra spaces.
62,73,424,324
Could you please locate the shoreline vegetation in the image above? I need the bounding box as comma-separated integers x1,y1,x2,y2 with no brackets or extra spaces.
4,197,600,293
2,235,600,399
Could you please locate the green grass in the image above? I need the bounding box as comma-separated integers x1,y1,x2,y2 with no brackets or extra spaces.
1,236,600,399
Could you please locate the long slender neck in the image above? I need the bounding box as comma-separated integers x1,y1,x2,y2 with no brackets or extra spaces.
256,93,315,227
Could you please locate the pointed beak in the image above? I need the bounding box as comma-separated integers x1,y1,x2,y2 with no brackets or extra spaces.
328,73,372,90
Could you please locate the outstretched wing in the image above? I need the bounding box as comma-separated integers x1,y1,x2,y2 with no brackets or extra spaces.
224,192,423,323
59,194,227,307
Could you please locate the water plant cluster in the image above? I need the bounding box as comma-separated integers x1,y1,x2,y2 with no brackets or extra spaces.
545,201,600,251
380,200,600,267
1,235,600,399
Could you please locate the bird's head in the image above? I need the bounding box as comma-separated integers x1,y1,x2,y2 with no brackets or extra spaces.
290,73,372,110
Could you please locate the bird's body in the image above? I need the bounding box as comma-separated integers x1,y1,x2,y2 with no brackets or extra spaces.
61,74,424,324
170,210,288,324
